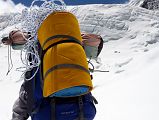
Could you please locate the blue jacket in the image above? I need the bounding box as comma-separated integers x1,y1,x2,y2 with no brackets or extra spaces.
12,69,97,120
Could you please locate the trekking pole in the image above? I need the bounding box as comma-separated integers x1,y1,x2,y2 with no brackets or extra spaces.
93,69,109,72
89,68,109,73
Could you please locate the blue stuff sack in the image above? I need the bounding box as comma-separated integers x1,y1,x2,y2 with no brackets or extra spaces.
31,93,97,120
54,93,97,120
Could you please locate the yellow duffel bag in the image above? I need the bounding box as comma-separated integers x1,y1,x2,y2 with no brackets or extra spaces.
38,11,93,97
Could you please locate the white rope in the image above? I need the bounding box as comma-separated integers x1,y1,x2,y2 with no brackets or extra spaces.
16,0,66,80
21,0,66,36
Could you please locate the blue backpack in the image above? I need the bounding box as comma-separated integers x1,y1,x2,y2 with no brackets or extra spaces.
24,67,97,120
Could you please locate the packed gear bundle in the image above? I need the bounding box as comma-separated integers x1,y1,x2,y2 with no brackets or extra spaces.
28,11,97,120
1,30,28,49
38,11,93,97
81,33,103,60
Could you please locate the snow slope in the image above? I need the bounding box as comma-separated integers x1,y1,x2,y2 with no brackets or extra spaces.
73,3,159,120
1,0,159,120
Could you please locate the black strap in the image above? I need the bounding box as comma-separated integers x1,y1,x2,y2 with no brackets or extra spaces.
23,70,35,114
92,96,98,104
24,54,37,114
41,35,82,62
51,98,56,120
44,64,90,79
37,42,45,84
40,35,84,80
42,35,82,48
50,96,83,120
43,39,82,56
49,94,97,120
78,96,84,120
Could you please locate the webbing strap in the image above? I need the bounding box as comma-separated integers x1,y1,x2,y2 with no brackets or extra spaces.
44,64,90,79
78,96,84,120
51,98,56,120
39,35,82,80
42,35,82,48
43,39,82,55
92,96,98,104
50,96,85,120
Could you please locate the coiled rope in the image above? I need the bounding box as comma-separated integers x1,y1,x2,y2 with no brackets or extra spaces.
16,0,66,80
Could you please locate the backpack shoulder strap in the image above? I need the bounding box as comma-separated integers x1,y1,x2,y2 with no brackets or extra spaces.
23,69,36,114
50,96,85,120
49,93,97,120
51,98,56,120
42,34,82,51
78,96,84,120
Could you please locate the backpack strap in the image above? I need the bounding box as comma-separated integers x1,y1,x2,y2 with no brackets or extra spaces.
24,54,38,115
49,95,87,120
92,95,98,104
44,64,90,79
40,35,90,80
23,70,35,114
41,35,82,58
51,98,56,120
42,34,82,49
78,96,84,120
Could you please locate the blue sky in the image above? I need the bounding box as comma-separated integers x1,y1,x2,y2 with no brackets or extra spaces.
12,0,129,7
